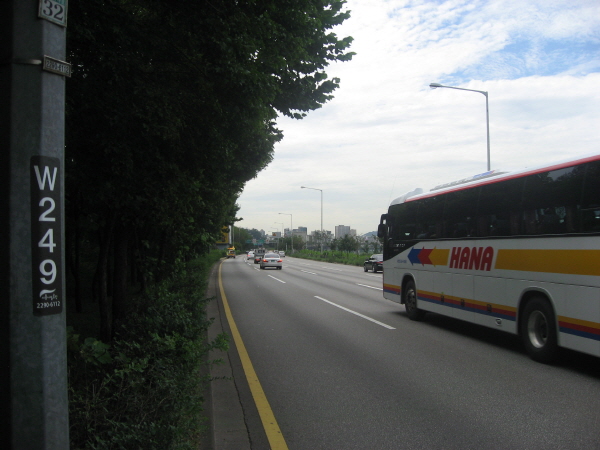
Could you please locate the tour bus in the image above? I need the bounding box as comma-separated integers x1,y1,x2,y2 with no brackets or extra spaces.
377,154,600,363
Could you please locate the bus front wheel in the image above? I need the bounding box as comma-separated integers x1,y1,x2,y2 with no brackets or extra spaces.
520,297,559,363
404,280,426,321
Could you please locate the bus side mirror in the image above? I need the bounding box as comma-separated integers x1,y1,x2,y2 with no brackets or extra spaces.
377,223,386,239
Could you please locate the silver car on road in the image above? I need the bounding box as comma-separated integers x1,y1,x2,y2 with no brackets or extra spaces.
260,252,283,270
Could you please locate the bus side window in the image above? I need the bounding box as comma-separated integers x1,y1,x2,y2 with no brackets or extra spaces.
509,210,521,235
416,196,444,239
490,216,510,236
443,189,479,238
522,166,582,235
581,208,600,232
564,206,577,233
538,207,563,234
478,178,524,237
476,216,489,237
581,161,600,233
522,209,538,235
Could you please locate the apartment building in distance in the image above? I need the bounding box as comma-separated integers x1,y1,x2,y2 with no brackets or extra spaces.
335,225,356,239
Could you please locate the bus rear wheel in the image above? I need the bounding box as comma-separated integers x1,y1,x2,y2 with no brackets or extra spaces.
520,296,559,363
404,280,426,321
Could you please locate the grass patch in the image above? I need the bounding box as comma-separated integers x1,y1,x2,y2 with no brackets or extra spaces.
291,249,367,266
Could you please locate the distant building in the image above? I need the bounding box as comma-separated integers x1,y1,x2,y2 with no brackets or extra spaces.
335,225,351,239
293,227,308,243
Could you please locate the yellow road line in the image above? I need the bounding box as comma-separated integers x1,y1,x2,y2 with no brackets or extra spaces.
218,262,289,450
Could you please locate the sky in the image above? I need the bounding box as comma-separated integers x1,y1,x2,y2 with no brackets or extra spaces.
236,0,600,236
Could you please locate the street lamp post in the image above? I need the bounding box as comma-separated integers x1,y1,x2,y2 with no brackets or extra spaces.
278,213,293,252
300,186,323,252
429,82,491,172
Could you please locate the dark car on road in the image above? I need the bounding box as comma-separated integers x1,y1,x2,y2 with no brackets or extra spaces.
254,248,266,264
364,254,383,273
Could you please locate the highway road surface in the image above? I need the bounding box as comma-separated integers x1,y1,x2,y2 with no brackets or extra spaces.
215,255,600,450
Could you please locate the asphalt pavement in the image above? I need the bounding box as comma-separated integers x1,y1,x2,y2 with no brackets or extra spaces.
205,260,252,450
204,256,600,449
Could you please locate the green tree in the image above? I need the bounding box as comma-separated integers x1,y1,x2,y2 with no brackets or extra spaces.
371,237,383,253
279,235,305,252
338,234,357,253
66,0,354,340
233,226,253,251
246,228,263,240
360,236,370,254
311,230,331,251
330,238,338,251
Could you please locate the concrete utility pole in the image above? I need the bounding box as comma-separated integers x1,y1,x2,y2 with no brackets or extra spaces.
1,1,70,448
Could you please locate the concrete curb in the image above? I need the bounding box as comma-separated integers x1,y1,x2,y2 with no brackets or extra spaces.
206,261,252,450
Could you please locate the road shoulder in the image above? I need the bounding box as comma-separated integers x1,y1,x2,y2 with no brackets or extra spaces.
206,261,252,450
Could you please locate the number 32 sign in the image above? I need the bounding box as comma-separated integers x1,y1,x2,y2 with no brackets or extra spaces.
38,0,68,27
31,156,63,316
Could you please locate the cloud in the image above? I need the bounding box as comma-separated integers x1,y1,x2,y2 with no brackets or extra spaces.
236,0,600,234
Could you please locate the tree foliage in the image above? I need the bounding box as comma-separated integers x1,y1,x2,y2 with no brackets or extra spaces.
231,226,253,251
246,228,264,240
277,235,305,252
65,0,354,340
337,234,359,253
309,230,332,250
68,253,228,449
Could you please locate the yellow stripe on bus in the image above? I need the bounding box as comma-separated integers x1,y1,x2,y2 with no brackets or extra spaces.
558,315,600,331
495,249,600,276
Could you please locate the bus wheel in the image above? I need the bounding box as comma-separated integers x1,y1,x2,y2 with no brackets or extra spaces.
404,280,426,321
520,297,558,363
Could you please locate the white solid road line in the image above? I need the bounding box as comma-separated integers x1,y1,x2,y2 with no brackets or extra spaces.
356,283,383,291
314,296,395,330
267,275,286,283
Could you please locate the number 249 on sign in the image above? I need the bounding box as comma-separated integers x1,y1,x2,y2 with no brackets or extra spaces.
31,156,63,316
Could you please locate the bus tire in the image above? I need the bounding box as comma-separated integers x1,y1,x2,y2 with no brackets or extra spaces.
520,296,559,363
404,280,426,321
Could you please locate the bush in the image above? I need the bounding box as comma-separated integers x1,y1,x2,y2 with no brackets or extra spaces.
68,251,227,450
293,249,365,266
